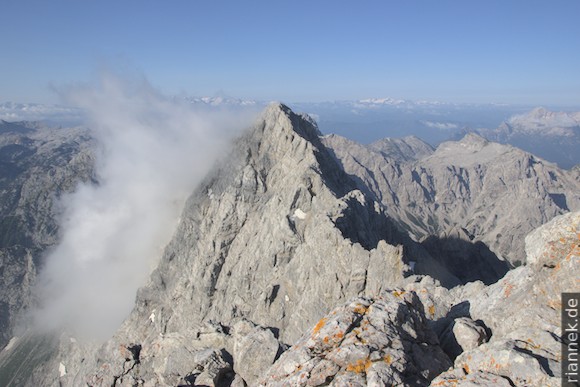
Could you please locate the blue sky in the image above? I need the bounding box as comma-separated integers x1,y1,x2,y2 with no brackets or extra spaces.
1,1,579,105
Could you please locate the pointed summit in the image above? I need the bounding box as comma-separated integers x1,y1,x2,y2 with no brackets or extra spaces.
259,102,322,144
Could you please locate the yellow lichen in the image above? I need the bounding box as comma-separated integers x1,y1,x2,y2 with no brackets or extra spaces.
428,304,435,316
313,318,327,334
345,358,372,373
462,364,470,374
353,304,369,315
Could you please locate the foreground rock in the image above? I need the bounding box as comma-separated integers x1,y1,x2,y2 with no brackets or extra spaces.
260,289,451,386
429,211,579,386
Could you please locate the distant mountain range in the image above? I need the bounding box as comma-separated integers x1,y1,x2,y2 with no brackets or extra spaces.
2,99,579,167
474,107,580,168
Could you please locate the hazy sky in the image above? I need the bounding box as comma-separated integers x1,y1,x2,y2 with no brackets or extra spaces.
2,0,579,105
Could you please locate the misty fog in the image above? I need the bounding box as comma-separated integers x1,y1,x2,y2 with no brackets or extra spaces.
31,73,255,340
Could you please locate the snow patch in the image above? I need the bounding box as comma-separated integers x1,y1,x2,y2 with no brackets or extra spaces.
293,208,307,220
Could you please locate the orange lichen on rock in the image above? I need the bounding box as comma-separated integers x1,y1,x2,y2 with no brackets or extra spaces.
345,358,372,373
392,290,406,298
525,338,541,350
383,354,392,365
431,379,459,386
353,304,369,315
313,318,327,334
428,304,435,316
462,364,470,374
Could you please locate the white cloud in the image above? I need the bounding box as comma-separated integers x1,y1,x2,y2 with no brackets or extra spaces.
31,72,255,340
421,120,459,130
0,102,83,124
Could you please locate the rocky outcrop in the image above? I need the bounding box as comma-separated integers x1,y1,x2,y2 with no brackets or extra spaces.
425,211,579,386
260,290,451,386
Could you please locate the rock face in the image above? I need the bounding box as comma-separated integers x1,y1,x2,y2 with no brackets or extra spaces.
0,105,578,387
324,132,580,269
427,211,579,386
0,121,94,349
259,290,452,386
367,135,434,162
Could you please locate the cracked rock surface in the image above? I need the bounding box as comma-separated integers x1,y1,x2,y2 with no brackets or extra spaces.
259,289,451,386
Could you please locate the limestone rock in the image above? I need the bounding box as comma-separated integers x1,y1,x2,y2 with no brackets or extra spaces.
232,319,281,385
259,289,452,386
429,211,580,386
525,210,580,267
440,317,489,359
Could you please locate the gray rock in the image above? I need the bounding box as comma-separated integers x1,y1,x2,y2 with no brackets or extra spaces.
440,317,489,359
430,211,579,386
430,370,516,386
259,290,452,386
525,210,580,267
367,135,434,162
232,319,281,385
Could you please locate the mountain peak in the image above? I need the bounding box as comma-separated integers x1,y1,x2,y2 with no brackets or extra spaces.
508,107,580,129
458,132,489,147
259,102,322,144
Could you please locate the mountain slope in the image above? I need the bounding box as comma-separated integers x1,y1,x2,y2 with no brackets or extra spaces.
323,132,580,271
0,121,94,350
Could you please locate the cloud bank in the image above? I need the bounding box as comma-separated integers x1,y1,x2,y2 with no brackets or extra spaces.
421,120,459,130
0,102,84,125
32,73,255,340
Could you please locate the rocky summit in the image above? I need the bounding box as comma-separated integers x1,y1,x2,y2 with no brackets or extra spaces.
0,104,579,386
